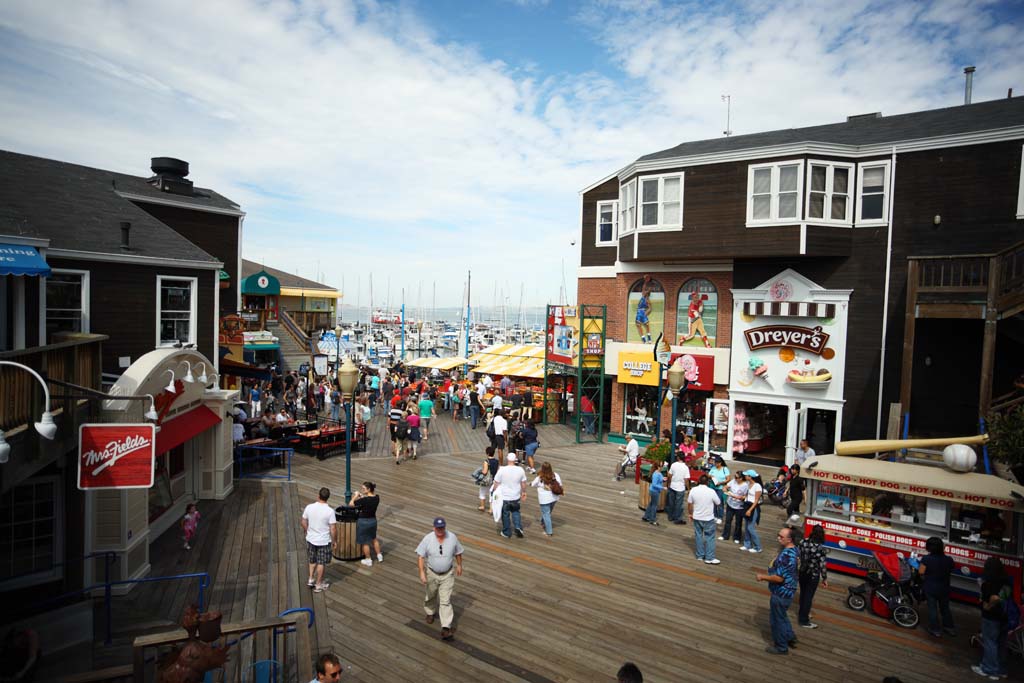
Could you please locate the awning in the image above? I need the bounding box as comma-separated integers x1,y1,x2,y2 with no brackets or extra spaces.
280,287,341,299
219,269,231,281
244,343,280,350
156,406,222,454
220,359,273,382
407,356,468,370
743,301,835,318
0,244,51,277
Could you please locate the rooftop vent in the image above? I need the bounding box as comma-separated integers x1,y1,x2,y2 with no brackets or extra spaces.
847,112,882,122
148,157,194,196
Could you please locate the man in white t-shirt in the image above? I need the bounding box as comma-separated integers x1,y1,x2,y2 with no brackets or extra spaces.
616,434,639,480
666,454,690,525
795,439,815,466
491,453,527,538
688,474,722,565
491,393,503,411
491,410,509,458
301,487,338,592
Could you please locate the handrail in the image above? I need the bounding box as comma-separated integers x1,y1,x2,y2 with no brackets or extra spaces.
279,309,311,347
278,607,315,629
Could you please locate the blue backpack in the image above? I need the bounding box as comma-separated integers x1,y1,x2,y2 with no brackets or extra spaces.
1001,585,1021,630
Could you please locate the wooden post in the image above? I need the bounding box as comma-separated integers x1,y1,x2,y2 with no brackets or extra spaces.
979,255,1000,418
898,260,919,416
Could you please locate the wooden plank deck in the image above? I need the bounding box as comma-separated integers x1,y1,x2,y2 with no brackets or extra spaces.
282,417,1010,683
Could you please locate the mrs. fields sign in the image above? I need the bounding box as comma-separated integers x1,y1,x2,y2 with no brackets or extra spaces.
744,325,830,355
78,424,156,490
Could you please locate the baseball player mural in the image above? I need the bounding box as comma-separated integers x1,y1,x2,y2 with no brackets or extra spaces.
677,278,718,348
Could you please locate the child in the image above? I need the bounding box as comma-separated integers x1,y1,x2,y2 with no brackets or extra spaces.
181,503,201,550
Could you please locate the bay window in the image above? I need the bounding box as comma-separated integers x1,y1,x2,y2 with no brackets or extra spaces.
807,161,853,224
636,173,684,231
596,200,618,246
618,180,637,235
747,162,803,225
855,161,891,225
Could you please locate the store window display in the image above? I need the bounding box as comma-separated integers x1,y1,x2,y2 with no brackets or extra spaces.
676,278,718,348
623,384,658,435
626,278,664,344
674,394,708,444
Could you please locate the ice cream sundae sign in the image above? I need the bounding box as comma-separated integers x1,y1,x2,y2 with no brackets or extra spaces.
744,325,830,355
78,423,156,490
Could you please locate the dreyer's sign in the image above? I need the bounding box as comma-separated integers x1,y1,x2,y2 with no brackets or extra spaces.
78,424,156,490
744,325,830,355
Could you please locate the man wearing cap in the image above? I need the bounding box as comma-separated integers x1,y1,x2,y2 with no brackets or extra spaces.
491,453,528,538
416,517,464,641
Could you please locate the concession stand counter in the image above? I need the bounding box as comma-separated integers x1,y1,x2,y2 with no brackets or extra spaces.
803,455,1023,604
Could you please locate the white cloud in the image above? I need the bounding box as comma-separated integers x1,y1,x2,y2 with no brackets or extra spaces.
0,0,1021,309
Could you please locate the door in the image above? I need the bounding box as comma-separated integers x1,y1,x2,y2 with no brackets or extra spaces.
705,398,734,460
787,406,808,466
801,405,840,456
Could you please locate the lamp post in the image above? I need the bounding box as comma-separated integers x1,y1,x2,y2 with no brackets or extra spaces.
336,355,359,501
667,359,687,461
334,324,343,377
0,360,58,464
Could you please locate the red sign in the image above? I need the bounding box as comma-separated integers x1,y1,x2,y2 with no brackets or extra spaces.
546,306,575,365
78,424,156,490
669,352,715,391
806,468,1020,510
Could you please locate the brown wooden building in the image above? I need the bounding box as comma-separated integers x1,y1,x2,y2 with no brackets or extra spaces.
578,97,1024,462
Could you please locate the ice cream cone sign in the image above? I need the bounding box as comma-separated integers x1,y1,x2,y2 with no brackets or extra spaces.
749,357,772,388
654,332,671,365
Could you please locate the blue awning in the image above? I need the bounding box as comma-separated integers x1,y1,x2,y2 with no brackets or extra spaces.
0,244,50,277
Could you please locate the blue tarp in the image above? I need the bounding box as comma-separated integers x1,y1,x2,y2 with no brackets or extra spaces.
0,244,50,276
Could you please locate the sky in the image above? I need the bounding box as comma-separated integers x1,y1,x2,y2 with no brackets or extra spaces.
1,0,1022,311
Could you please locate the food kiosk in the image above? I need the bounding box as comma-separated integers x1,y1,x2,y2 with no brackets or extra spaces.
803,454,1023,604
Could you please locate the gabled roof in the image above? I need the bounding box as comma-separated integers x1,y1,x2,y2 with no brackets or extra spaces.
638,97,1024,163
241,259,336,291
0,150,227,264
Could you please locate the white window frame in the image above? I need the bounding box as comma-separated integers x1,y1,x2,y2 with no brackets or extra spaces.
618,179,637,236
635,172,685,232
155,275,198,348
855,160,892,226
595,200,619,246
1016,144,1024,220
41,268,90,342
805,160,854,226
0,475,64,590
746,161,804,227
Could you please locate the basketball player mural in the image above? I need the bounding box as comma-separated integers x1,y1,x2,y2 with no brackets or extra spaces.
680,290,712,348
635,275,653,343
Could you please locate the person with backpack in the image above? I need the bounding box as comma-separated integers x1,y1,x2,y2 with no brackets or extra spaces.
330,386,342,422
918,536,956,638
973,557,1013,679
531,462,563,537
394,410,411,463
474,446,500,512
796,524,829,629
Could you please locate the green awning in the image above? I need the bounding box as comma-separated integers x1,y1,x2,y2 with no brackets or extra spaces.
241,269,280,295
244,343,280,351
219,269,230,281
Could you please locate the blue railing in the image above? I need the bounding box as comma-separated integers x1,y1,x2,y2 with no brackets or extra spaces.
236,446,293,480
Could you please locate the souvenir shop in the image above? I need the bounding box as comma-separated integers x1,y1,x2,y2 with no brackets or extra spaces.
719,269,851,465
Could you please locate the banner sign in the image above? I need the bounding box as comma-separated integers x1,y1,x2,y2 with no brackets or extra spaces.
744,325,830,355
78,424,156,490
618,351,660,386
546,306,577,366
805,468,1019,511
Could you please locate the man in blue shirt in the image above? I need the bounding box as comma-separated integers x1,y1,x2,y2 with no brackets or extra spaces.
756,526,801,654
642,464,664,526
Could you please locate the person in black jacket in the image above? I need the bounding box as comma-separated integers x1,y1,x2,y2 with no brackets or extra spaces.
973,557,1010,679
918,536,956,637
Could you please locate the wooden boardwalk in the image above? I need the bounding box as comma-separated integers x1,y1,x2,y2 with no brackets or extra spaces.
285,417,1006,683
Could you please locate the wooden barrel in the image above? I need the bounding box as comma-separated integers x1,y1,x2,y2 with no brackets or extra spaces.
637,483,668,511
333,506,362,560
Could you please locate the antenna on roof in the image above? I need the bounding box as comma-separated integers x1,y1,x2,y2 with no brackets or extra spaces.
721,95,733,136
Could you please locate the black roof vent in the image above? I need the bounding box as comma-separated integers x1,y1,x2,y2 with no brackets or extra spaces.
148,157,194,196
846,112,882,122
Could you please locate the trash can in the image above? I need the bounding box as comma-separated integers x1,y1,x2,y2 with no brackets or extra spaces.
333,505,361,560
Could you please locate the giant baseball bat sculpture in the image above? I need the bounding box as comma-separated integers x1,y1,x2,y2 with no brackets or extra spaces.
835,434,988,456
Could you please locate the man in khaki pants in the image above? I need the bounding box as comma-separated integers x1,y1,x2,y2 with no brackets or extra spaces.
416,517,464,640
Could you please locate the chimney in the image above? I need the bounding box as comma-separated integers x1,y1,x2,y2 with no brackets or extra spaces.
120,221,131,250
148,157,194,196
964,66,976,104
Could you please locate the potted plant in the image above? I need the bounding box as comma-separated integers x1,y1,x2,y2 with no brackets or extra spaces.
637,438,672,511
987,406,1024,482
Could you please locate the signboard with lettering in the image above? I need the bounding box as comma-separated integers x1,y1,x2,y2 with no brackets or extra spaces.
743,325,830,355
805,467,1020,511
618,351,660,386
585,333,603,356
546,306,577,366
78,424,156,490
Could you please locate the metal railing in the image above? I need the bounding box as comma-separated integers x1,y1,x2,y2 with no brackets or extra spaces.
235,446,293,481
278,309,314,354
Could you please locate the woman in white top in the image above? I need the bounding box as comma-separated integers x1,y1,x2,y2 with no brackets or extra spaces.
741,470,764,553
531,462,563,537
721,471,749,544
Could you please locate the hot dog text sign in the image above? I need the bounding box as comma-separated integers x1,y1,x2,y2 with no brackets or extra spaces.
78,424,157,490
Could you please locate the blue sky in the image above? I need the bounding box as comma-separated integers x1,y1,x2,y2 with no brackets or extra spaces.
0,0,1022,310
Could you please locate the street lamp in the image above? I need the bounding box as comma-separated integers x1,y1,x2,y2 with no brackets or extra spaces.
667,358,687,462
0,360,58,464
334,324,343,372
337,355,359,501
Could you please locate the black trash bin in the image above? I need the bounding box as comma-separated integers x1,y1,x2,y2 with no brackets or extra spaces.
333,505,361,560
